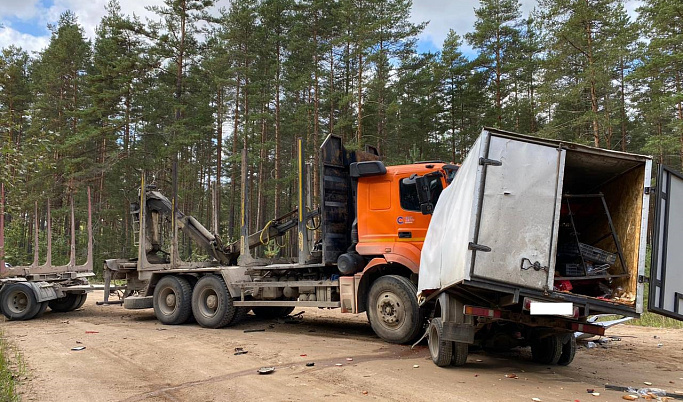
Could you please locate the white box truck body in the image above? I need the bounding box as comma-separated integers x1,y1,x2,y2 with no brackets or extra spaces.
417,128,682,367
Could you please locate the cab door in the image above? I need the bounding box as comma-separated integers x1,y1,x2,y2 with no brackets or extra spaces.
649,166,683,320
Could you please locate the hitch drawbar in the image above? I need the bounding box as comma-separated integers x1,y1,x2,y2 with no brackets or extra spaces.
463,304,606,337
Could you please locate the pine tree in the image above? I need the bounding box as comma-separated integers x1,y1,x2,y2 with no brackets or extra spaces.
636,0,683,168
466,0,522,127
537,0,624,147
438,30,470,162
0,46,32,187
31,11,92,198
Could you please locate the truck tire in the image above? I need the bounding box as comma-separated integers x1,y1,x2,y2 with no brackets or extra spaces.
451,342,469,366
123,296,154,309
1,283,41,320
531,334,563,365
229,307,249,325
367,275,423,344
192,275,235,329
34,301,49,318
428,317,453,367
49,293,82,312
74,294,87,310
153,275,193,325
252,306,294,319
557,335,577,366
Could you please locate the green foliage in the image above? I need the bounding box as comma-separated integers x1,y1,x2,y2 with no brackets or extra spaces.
0,329,25,402
0,0,682,268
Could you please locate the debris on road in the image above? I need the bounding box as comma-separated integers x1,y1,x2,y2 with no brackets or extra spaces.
413,365,419,368
70,346,86,351
234,347,248,355
622,395,638,401
505,373,519,379
257,367,275,375
305,362,315,367
244,329,266,333
85,331,99,334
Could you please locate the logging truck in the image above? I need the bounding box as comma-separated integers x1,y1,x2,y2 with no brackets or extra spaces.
104,135,458,344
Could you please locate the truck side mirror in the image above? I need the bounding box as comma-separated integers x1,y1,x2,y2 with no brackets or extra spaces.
415,176,434,215
443,164,459,184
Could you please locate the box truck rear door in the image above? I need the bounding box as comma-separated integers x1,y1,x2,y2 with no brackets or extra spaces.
470,134,565,291
649,166,683,320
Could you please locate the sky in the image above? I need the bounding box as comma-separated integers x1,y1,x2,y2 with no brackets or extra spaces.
0,0,643,57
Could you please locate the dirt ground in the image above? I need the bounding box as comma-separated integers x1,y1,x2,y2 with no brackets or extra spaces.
3,291,683,402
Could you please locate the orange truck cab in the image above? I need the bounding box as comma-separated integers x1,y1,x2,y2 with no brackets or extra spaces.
330,157,458,344
354,162,452,273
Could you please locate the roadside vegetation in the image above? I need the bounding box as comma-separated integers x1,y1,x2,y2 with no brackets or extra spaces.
0,329,25,402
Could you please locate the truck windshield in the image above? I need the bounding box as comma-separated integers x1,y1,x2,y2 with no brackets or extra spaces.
400,175,444,212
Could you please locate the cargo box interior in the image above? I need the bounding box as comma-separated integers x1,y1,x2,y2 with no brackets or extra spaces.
553,149,646,307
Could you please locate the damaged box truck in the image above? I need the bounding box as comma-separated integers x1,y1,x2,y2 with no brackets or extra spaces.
418,127,683,367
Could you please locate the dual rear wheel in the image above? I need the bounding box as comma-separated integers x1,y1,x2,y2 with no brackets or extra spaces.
427,317,469,367
152,274,246,328
1,284,44,320
531,333,576,366
0,284,85,320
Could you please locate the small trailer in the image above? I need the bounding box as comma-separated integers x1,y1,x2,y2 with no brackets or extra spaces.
0,188,96,320
417,127,683,366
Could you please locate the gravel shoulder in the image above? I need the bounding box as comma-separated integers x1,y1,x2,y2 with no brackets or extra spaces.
3,291,683,402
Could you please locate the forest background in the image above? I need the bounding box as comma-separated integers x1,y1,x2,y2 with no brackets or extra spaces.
0,0,681,270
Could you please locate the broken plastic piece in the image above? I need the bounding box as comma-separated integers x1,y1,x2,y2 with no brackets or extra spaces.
71,346,86,351
257,367,275,375
306,362,315,367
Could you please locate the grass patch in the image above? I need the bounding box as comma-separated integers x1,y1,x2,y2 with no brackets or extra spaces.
0,329,26,402
628,268,683,328
625,247,682,329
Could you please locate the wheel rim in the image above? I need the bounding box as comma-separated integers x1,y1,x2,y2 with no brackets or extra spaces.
158,286,178,316
6,289,30,315
197,287,219,318
428,321,440,357
375,291,406,330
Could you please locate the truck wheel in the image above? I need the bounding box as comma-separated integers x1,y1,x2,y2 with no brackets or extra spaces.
451,342,469,366
367,275,423,344
531,334,563,365
49,293,82,312
192,275,235,328
229,307,249,325
34,301,49,318
557,335,577,366
252,306,294,319
428,317,453,367
153,275,193,325
1,283,40,320
74,294,87,310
